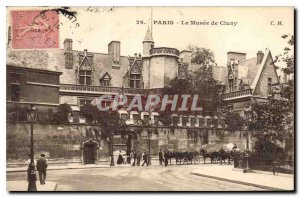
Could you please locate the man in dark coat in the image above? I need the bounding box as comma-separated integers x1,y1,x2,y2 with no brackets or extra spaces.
36,154,48,185
136,151,142,166
164,151,169,167
159,149,164,165
142,151,148,166
133,150,137,166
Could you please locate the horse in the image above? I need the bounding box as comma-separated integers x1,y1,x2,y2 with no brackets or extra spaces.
168,151,200,165
217,148,234,165
200,148,219,164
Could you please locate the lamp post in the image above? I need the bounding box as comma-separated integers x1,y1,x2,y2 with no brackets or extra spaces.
110,132,115,166
27,104,37,191
244,106,252,173
148,131,151,165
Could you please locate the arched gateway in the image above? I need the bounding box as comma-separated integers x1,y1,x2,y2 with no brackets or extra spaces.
82,139,99,164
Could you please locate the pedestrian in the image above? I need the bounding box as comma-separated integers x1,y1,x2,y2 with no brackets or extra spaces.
130,151,134,166
232,143,238,152
141,151,148,166
133,150,137,166
117,150,123,165
136,151,141,166
36,154,48,185
123,154,126,164
164,151,169,167
159,149,164,165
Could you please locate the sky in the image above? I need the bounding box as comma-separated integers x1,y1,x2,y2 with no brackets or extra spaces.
57,6,294,67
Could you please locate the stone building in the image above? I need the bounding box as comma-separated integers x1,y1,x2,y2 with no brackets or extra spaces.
6,26,281,162
6,65,62,122
221,50,280,116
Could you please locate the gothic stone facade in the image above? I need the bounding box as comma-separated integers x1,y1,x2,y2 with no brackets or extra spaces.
6,27,281,160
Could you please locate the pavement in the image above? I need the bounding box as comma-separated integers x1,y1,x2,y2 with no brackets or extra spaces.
7,163,111,173
191,164,294,191
7,181,57,192
7,161,294,191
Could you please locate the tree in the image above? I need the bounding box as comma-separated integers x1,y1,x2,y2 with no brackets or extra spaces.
158,111,173,126
80,103,127,139
190,46,222,115
273,34,294,157
247,99,293,154
80,103,100,123
53,103,72,124
224,112,245,132
274,34,294,112
274,34,294,76
158,47,222,124
188,46,216,65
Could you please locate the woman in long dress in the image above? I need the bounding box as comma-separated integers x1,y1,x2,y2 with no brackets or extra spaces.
117,150,123,165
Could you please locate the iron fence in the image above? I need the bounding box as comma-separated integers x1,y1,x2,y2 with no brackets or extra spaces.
233,152,294,174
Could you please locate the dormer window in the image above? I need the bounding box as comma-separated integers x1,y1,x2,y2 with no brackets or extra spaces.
79,70,92,85
77,49,93,85
100,72,111,87
130,74,141,89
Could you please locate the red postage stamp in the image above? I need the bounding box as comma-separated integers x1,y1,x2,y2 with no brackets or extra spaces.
11,10,59,49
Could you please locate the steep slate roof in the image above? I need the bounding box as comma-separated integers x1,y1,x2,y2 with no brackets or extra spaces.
238,58,260,86
250,49,277,90
143,26,154,42
6,48,130,86
220,49,274,90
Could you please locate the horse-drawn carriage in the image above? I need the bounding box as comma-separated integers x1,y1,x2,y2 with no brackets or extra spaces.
200,142,239,164
168,151,201,165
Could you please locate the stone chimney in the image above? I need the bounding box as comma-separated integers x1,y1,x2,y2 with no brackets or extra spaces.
227,51,246,64
64,38,73,69
64,38,73,52
257,51,264,65
108,41,121,65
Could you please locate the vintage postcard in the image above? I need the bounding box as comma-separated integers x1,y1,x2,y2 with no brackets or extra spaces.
6,6,294,192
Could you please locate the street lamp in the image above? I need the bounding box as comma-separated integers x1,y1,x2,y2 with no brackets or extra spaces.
110,132,115,166
148,130,151,165
26,104,37,191
244,106,252,173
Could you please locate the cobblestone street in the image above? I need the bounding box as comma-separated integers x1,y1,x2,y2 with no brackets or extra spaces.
7,165,265,191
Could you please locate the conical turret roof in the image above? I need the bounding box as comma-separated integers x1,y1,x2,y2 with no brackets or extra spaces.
143,26,154,42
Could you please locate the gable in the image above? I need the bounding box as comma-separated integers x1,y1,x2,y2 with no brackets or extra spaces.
253,51,280,97
78,50,94,71
100,72,111,81
130,61,142,74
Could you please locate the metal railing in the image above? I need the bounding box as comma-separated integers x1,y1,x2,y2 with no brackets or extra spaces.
221,89,252,100
60,84,162,95
233,152,294,174
150,47,179,57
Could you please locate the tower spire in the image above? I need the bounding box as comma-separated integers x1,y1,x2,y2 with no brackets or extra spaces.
143,26,154,42
151,7,153,36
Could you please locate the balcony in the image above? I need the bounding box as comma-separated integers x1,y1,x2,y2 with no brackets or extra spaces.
221,89,253,100
150,47,179,58
60,84,161,96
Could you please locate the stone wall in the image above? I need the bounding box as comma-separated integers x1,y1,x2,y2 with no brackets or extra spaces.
7,123,247,162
